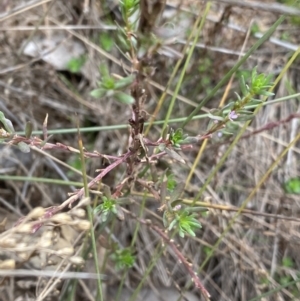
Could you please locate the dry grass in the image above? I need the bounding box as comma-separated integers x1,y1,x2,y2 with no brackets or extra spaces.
0,1,300,301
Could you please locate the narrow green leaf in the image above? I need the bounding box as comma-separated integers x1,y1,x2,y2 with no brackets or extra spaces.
235,115,254,122
208,112,224,121
25,121,33,139
259,90,275,96
4,119,15,134
114,91,135,104
90,88,107,98
114,75,135,90
240,75,248,96
67,56,86,73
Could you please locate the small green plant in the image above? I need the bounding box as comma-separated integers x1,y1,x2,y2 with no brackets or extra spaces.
158,179,206,238
110,248,135,270
94,187,124,223
0,111,15,136
90,65,135,104
67,55,86,73
94,195,118,222
283,177,300,194
207,67,274,136
167,208,202,238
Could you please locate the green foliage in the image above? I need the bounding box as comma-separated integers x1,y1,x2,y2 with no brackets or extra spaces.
168,128,198,148
167,209,202,238
94,196,118,222
25,121,33,139
110,248,135,270
207,67,274,137
120,0,139,20
160,180,204,238
169,128,186,148
99,32,114,52
283,177,300,194
250,67,274,96
0,111,15,134
94,184,129,222
67,55,86,73
90,65,135,104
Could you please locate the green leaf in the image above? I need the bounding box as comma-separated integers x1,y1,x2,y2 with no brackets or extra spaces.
222,101,235,111
236,109,254,115
90,88,107,98
284,177,300,194
247,99,263,106
111,248,135,270
0,112,15,134
239,75,248,96
168,218,178,231
178,228,185,238
251,66,258,84
114,75,135,90
208,112,224,121
185,227,196,237
234,115,254,122
25,121,33,139
114,91,135,104
102,77,115,90
67,55,86,73
258,90,274,97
